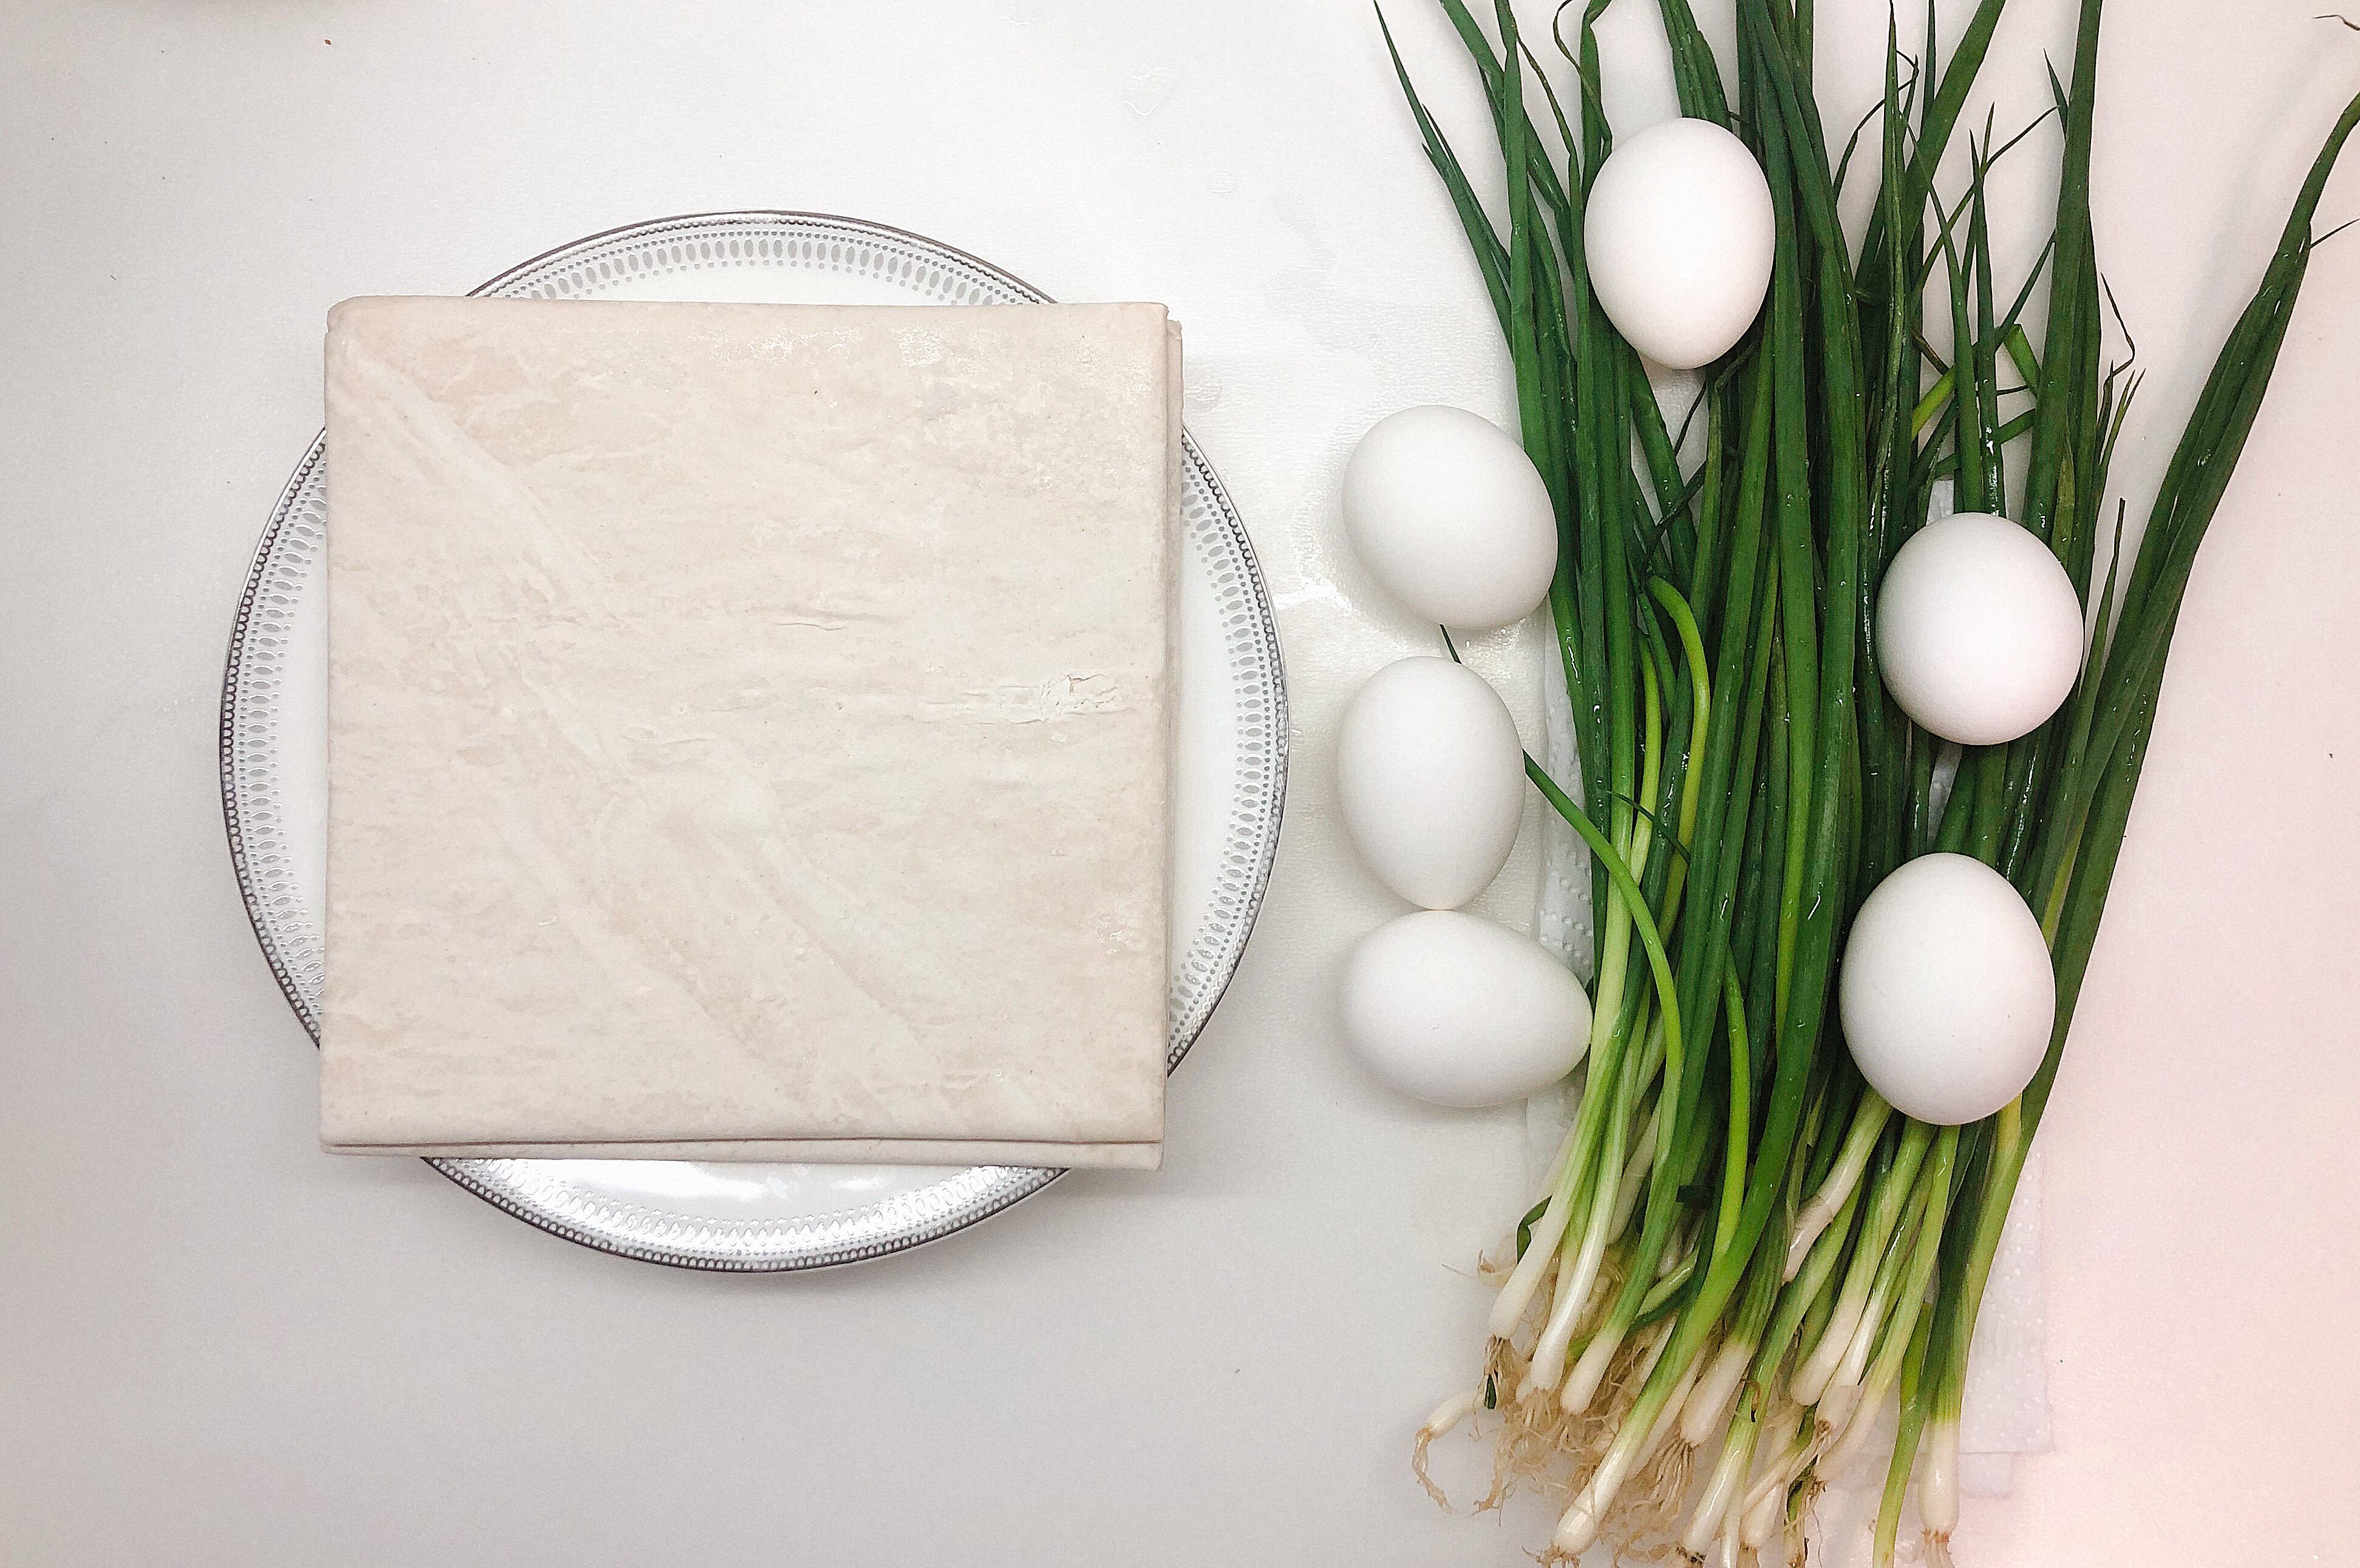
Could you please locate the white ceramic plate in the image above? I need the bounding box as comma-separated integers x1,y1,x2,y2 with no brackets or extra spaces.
220,212,1287,1270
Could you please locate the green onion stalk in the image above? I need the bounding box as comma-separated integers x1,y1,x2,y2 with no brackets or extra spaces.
1389,0,2358,1561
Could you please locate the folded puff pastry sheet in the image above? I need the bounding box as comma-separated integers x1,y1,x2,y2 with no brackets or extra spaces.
321,296,1178,1169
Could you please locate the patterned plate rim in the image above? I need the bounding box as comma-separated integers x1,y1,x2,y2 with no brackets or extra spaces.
218,210,1290,1271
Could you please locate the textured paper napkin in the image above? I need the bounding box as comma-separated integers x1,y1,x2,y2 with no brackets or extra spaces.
321,296,1179,1169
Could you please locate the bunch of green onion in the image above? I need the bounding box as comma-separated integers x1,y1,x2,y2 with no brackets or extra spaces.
1387,1,2359,1561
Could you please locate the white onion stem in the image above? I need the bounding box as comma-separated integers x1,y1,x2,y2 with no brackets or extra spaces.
1553,1485,1605,1558
1814,1373,1862,1447
1681,1335,1754,1446
1420,1387,1481,1441
1523,1236,1590,1396
1656,1215,1693,1278
1553,1428,1644,1559
1822,1386,1889,1480
1831,1133,1956,1490
1491,1017,1655,1340
1639,1348,1701,1462
1922,1414,1961,1536
1609,1102,1662,1238
1681,1386,1758,1556
1784,1090,1892,1279
1554,1173,1619,1343
1559,1315,1625,1413
1532,1026,1656,1388
1565,1213,1693,1414
1846,1178,1937,1391
1789,1292,1863,1406
1739,1415,1819,1548
1552,1315,1692,1555
1828,1147,1962,1510
1630,1318,1673,1387
1490,1167,1579,1337
1794,1128,1934,1404
1829,1267,1892,1394
1740,1475,1789,1550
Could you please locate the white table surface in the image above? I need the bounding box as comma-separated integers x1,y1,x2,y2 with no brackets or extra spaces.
4,2,2356,1564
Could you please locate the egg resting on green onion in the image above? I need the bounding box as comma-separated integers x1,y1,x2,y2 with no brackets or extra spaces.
1838,853,2055,1126
1582,118,1776,371
1877,511,2086,746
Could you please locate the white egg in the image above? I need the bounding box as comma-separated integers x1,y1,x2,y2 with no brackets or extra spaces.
1877,512,2086,746
1339,911,1593,1108
1342,406,1557,631
1583,117,1776,370
1338,656,1526,909
1839,854,2055,1126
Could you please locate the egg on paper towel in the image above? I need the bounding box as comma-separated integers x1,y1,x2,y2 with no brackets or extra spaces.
1337,655,1526,910
1339,910,1593,1108
1342,406,1557,631
1583,117,1776,370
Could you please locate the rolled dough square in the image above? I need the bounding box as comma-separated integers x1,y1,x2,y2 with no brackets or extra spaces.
320,296,1176,1169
